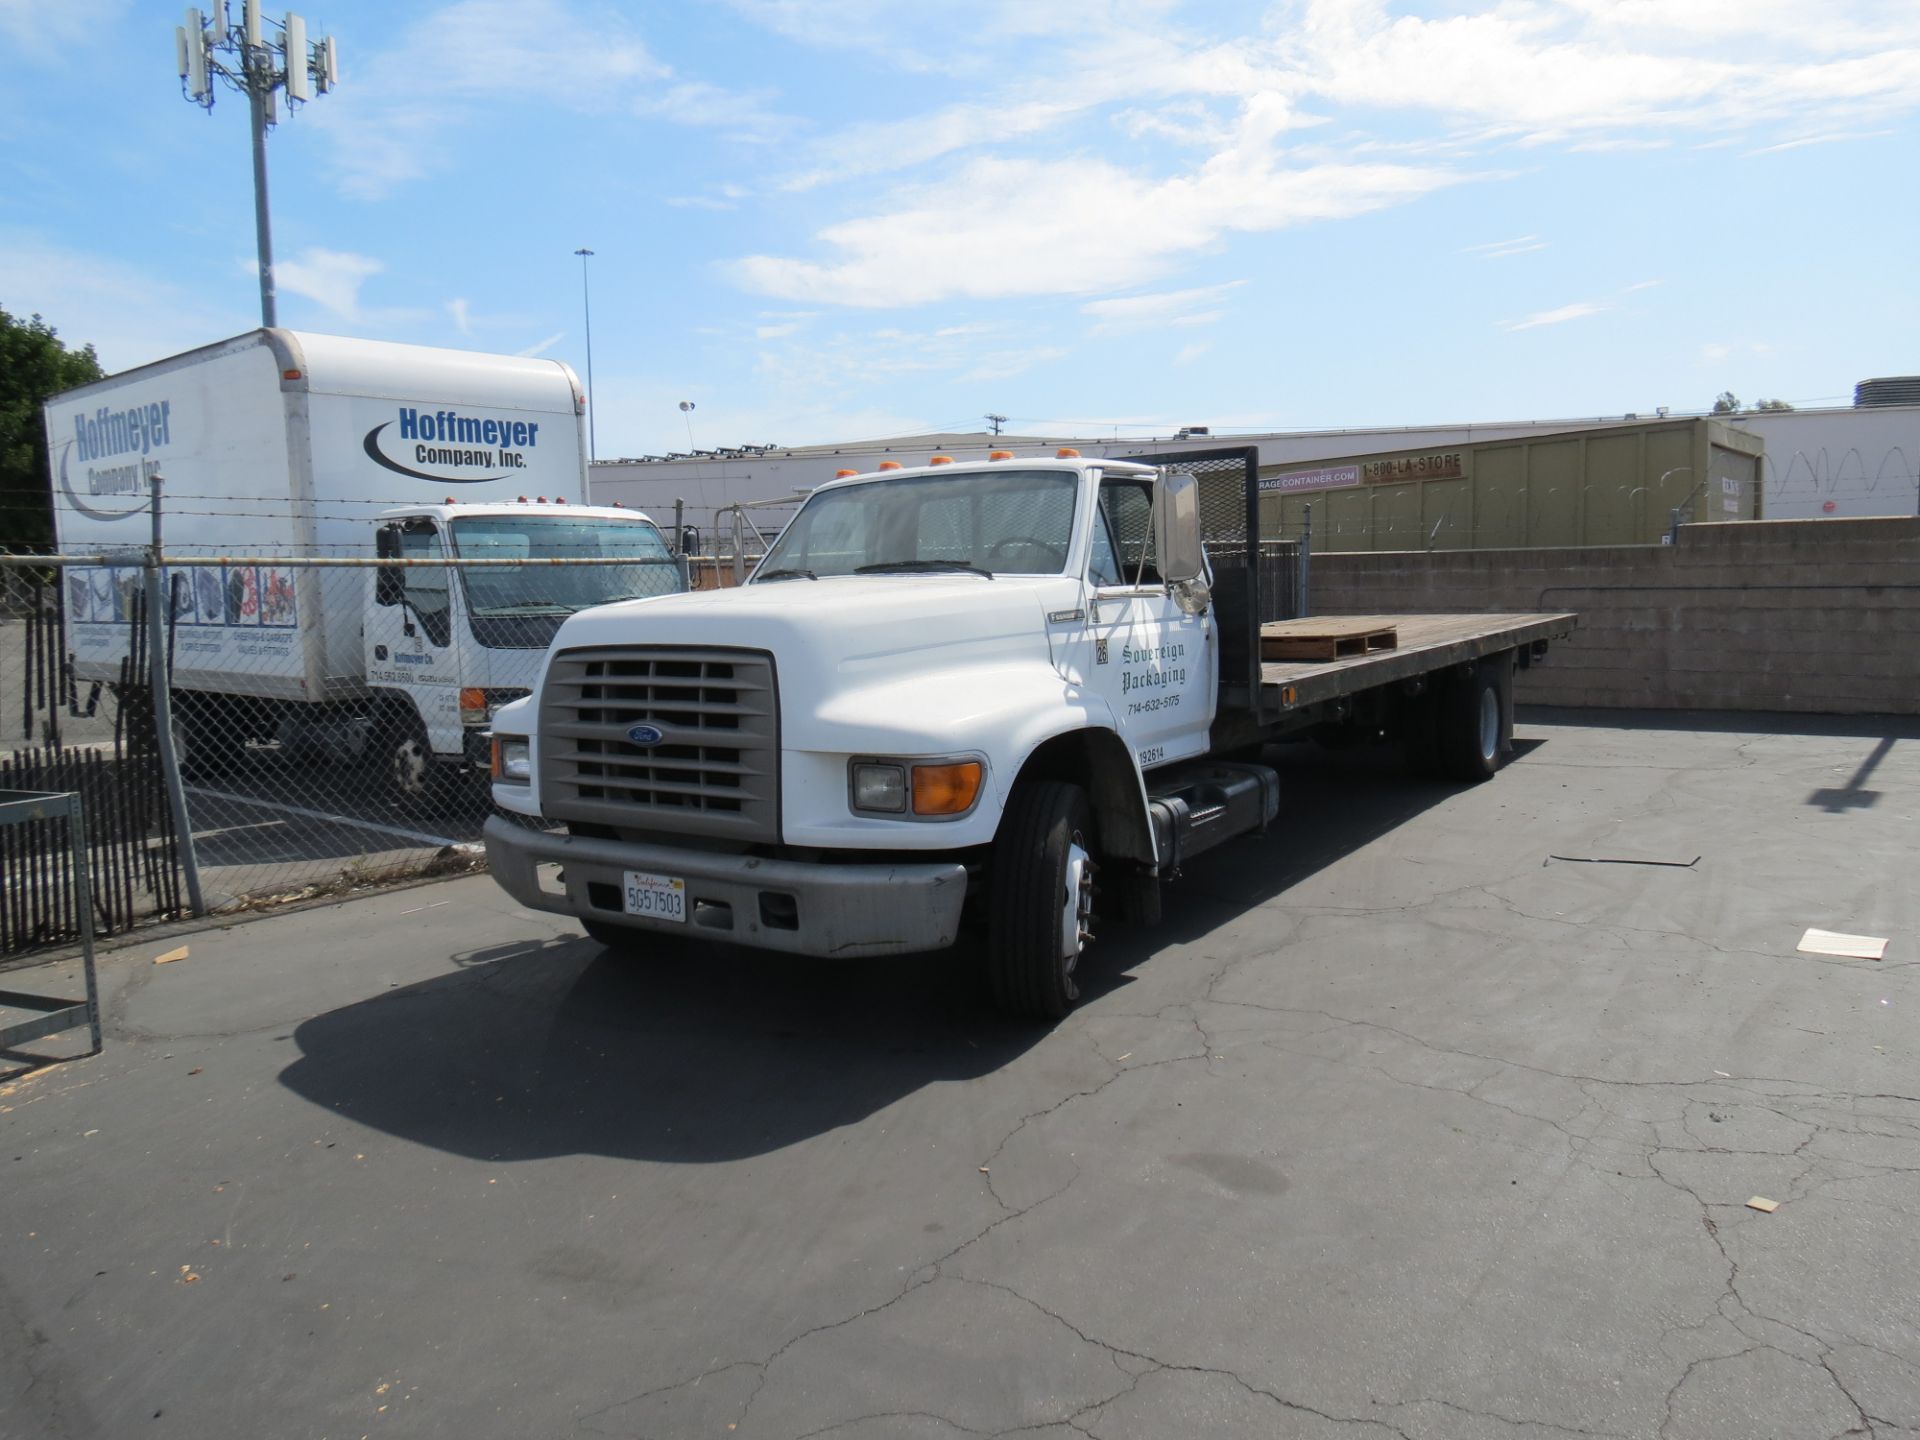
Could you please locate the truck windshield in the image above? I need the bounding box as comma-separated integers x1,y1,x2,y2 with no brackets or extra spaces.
754,469,1078,580
451,515,678,615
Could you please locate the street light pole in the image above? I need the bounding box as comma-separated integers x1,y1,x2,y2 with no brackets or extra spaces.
574,247,597,461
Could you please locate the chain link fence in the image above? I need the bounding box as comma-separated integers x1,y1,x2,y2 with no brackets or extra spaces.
2,551,682,950
2,458,1313,950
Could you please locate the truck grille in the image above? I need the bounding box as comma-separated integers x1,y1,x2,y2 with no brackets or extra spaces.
537,646,779,842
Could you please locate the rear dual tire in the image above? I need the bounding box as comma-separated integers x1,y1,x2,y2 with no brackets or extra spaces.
1410,656,1510,783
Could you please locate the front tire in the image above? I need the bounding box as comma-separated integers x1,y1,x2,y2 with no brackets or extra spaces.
988,780,1097,1020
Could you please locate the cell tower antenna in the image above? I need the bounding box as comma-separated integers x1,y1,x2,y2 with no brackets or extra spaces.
174,3,340,326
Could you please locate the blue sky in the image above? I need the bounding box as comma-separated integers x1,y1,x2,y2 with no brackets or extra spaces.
5,1,1919,456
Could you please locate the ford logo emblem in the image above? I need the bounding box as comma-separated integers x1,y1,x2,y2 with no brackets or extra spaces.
625,723,665,747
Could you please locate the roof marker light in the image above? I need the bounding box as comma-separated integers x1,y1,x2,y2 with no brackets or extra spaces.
536,496,548,503
928,455,954,465
835,468,858,478
1056,448,1081,459
445,496,456,504
877,460,903,471
282,369,302,380
989,450,1013,461
554,496,566,504
517,495,528,503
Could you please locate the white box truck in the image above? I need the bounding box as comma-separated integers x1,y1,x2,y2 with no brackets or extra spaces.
45,328,685,802
483,447,1574,1019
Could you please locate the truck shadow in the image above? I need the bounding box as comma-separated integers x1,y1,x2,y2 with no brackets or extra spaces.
277,739,1520,1165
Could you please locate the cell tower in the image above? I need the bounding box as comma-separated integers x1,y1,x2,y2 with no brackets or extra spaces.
175,2,340,327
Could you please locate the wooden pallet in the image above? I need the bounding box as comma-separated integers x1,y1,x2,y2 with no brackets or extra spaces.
1259,618,1399,662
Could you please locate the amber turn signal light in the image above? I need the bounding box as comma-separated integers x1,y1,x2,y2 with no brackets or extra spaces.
911,761,983,816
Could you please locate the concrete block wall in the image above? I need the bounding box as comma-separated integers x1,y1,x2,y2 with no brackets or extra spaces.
1308,517,1920,713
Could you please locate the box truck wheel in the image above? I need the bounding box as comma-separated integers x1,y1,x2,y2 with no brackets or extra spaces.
380,709,451,810
172,694,244,778
988,780,1097,1021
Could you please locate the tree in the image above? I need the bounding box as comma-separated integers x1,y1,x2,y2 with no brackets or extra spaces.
1710,391,1795,416
0,307,105,553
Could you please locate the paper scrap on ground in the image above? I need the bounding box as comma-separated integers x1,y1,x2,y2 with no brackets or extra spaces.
153,945,190,965
1797,928,1888,961
1746,1196,1780,1213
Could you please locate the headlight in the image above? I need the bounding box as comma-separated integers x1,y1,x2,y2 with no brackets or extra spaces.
491,734,531,783
848,757,984,819
850,761,907,813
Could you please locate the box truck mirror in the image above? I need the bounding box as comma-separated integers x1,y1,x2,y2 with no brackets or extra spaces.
374,525,404,606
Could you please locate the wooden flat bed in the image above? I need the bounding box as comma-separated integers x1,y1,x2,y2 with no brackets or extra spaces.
1258,612,1576,715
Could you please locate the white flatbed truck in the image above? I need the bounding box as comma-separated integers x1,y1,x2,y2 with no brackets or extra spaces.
484,446,1574,1018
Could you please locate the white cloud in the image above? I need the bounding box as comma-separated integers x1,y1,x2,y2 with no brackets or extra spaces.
1082,282,1246,334
517,332,566,357
272,248,386,321
1744,128,1894,155
1173,341,1210,366
1620,279,1661,293
313,0,788,199
726,2,1920,314
755,322,802,339
1501,300,1609,332
1460,234,1548,259
734,134,1465,307
447,297,473,334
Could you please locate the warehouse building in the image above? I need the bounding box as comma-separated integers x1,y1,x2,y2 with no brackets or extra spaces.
589,396,1917,554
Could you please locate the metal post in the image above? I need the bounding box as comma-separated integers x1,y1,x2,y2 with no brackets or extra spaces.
673,498,685,554
144,475,206,916
1300,502,1313,617
65,791,102,1054
248,70,277,327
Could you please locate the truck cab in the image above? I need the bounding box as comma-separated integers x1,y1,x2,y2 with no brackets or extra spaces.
366,500,682,801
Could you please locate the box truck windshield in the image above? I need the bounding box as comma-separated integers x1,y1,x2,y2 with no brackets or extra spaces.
450,514,678,616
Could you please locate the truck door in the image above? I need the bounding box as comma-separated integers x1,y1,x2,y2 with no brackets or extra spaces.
366,518,464,757
1081,473,1216,770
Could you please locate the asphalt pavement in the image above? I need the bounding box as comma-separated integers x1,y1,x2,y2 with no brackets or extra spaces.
3,711,1917,1440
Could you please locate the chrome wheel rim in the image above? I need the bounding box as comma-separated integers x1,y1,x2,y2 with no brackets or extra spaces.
392,737,431,797
1060,831,1094,987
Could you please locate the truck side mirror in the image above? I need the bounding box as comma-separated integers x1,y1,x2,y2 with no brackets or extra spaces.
1155,470,1205,586
374,525,403,607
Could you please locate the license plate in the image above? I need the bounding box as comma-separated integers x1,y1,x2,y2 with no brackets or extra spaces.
622,871,687,923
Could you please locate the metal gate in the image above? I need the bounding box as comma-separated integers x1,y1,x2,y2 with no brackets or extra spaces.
1,564,186,953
